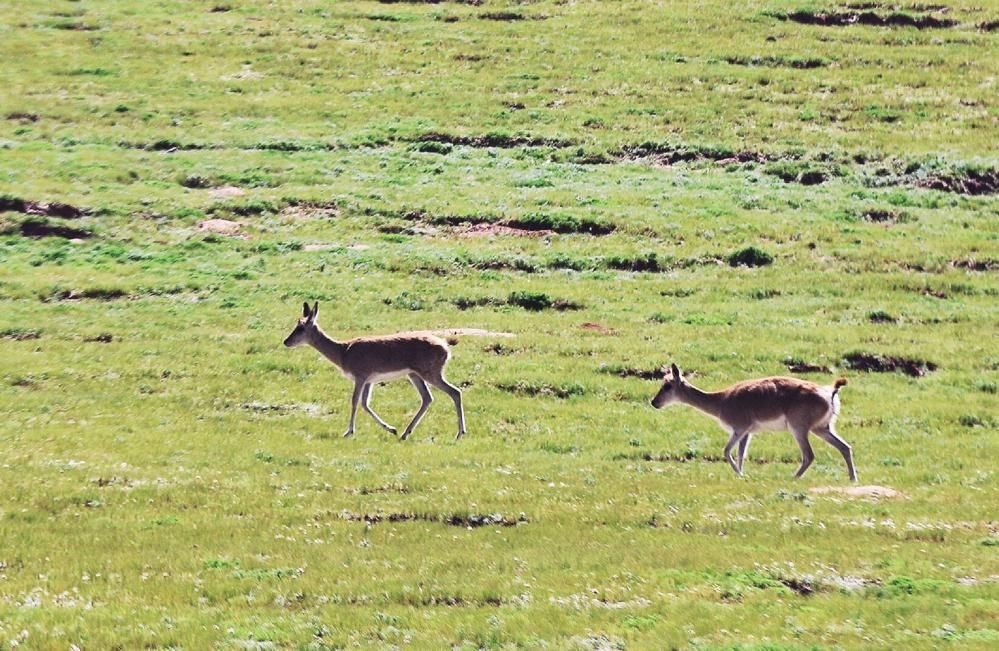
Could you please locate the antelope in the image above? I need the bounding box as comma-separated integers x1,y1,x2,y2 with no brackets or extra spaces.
283,302,466,440
651,364,857,481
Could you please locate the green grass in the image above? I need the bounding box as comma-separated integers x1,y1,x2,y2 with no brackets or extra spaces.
1,0,997,648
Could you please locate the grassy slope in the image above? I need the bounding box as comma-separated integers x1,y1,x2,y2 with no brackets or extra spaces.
1,1,997,649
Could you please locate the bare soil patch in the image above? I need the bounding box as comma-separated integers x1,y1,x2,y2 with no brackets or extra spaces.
843,352,936,377
1,329,40,341
778,577,819,596
497,381,585,399
951,258,997,272
6,112,39,122
775,10,957,29
415,132,575,149
810,485,906,499
479,11,547,21
842,2,949,11
209,186,246,199
458,223,553,238
614,142,776,166
580,322,617,335
44,287,128,302
198,219,245,237
598,364,664,381
862,209,911,224
918,169,999,195
724,55,828,69
19,218,93,239
0,197,89,219
337,510,527,527
118,139,211,151
784,358,833,374
345,483,410,496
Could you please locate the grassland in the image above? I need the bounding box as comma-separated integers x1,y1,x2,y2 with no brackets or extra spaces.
1,1,997,648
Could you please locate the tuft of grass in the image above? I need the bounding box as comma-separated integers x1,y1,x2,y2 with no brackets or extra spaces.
727,246,774,267
868,310,897,323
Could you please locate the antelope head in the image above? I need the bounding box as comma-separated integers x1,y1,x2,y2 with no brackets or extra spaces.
284,301,319,347
651,363,685,409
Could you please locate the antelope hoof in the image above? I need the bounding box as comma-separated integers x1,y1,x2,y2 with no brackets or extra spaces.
342,430,354,439
387,426,398,436
400,431,411,441
455,431,465,441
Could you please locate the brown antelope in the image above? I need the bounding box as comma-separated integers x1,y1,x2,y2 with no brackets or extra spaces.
284,302,465,440
651,364,857,481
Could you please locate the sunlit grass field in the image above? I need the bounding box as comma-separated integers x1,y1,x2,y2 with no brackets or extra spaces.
1,1,997,648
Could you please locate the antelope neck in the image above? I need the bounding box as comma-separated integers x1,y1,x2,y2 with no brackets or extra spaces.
678,383,724,418
309,326,345,366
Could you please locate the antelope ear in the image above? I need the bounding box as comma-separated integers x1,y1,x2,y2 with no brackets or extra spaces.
671,363,682,380
302,302,311,318
311,302,319,319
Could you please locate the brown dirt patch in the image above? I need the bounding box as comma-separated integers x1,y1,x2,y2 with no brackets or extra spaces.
337,510,527,527
614,143,776,166
810,485,906,500
951,258,997,272
44,287,128,302
843,3,949,11
0,197,89,219
843,352,936,377
777,10,957,29
459,223,553,238
580,322,617,335
19,219,93,239
862,209,911,224
415,132,575,149
1,329,40,341
198,219,245,237
785,359,832,374
209,186,246,199
479,11,547,21
918,169,999,195
6,112,39,122
599,364,664,381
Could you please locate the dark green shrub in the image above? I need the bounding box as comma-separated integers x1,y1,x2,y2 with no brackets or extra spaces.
728,247,774,267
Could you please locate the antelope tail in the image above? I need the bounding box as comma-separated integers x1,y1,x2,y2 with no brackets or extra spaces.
832,377,848,397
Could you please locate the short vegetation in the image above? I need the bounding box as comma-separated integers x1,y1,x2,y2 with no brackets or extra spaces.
0,0,996,648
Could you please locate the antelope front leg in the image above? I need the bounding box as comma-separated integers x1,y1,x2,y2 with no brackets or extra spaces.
792,428,815,479
343,381,364,438
361,383,397,435
401,373,433,441
723,430,750,476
